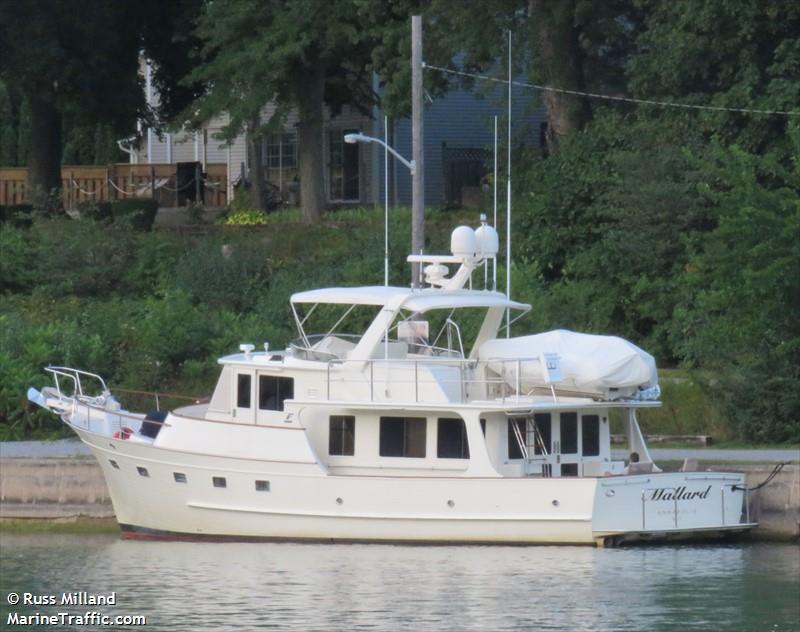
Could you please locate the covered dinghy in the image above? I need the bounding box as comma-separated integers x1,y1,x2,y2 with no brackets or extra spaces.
478,329,659,400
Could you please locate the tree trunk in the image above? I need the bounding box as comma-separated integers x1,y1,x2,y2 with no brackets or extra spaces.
296,61,326,223
246,119,267,211
528,0,591,153
26,92,63,211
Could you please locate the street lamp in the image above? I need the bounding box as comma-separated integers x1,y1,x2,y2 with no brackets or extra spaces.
344,133,416,175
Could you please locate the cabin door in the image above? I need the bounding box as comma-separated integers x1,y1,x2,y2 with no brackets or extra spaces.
555,412,580,477
232,371,255,423
553,412,602,477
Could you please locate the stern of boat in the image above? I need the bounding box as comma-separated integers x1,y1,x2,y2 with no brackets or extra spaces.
591,471,757,545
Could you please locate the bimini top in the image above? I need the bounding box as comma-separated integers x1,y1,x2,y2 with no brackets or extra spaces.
290,286,530,314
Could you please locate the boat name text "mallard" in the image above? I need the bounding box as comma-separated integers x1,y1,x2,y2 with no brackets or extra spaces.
645,486,712,502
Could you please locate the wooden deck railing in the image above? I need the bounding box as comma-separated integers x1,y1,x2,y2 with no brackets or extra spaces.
0,163,228,208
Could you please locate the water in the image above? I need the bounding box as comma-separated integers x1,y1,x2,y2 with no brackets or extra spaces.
1,535,798,631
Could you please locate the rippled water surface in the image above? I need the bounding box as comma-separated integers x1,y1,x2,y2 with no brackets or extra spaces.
1,535,798,631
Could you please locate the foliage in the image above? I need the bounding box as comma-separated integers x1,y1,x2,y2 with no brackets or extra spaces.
111,198,160,232
222,210,270,225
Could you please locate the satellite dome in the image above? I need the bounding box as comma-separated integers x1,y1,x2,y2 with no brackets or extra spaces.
474,224,499,257
451,226,477,257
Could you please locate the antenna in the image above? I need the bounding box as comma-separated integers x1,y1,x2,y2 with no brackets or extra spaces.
506,30,512,338
493,114,498,292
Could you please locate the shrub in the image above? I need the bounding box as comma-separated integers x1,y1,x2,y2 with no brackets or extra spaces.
111,198,159,231
222,209,270,225
77,200,113,222
0,203,34,227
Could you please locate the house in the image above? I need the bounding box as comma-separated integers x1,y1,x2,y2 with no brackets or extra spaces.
133,60,545,209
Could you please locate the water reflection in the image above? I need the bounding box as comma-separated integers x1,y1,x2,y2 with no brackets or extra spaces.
1,535,798,631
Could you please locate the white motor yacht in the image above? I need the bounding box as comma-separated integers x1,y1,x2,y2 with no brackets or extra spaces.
28,219,756,545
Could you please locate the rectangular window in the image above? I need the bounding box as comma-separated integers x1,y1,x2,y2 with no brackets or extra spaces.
259,375,294,411
582,415,600,457
533,413,552,455
507,417,527,460
379,417,426,458
437,418,470,459
561,463,579,477
329,416,355,456
264,132,297,169
212,476,227,488
137,466,149,478
173,472,187,484
255,480,270,492
237,374,251,408
560,412,578,454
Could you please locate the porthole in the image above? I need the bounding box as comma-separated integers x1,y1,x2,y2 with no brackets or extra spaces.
137,466,149,478
173,472,187,484
109,460,119,470
213,476,227,488
255,480,270,492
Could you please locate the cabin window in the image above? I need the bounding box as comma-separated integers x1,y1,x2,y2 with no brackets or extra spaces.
329,415,355,456
173,472,187,483
109,459,119,469
237,374,252,408
533,413,552,455
255,480,270,492
582,415,600,457
213,476,227,488
379,417,426,458
507,418,527,459
259,375,294,411
437,418,470,459
560,413,578,454
137,466,149,477
480,418,486,436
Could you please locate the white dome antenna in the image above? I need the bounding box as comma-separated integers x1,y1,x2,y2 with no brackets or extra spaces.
451,226,477,258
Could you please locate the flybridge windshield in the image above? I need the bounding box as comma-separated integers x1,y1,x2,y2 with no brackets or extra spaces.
290,300,518,362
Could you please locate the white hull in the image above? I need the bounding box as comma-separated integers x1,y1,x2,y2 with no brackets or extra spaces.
76,424,752,545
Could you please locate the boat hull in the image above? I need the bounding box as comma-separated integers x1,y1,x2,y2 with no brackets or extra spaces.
75,425,753,546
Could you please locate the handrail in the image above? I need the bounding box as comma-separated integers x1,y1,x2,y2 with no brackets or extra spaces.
46,366,107,397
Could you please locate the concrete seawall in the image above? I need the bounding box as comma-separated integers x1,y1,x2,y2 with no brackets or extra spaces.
1,456,797,539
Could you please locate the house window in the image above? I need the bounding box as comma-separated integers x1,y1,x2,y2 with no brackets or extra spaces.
259,375,294,411
329,415,355,456
213,476,227,488
379,417,426,458
437,418,470,459
328,129,360,202
173,472,187,483
507,418,527,460
582,415,600,457
137,466,149,477
264,132,297,169
237,374,251,408
255,480,270,492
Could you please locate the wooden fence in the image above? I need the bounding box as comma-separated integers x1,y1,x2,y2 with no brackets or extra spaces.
0,163,228,208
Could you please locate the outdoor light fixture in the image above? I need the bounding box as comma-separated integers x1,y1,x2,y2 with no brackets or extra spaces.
344,132,416,175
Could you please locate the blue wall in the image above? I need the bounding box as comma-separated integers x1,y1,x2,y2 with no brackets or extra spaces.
374,81,545,207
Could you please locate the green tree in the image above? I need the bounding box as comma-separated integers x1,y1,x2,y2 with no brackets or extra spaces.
0,0,203,206
673,137,800,442
187,0,415,221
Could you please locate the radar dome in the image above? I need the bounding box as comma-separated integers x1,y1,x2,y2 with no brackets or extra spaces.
451,225,477,257
474,224,499,257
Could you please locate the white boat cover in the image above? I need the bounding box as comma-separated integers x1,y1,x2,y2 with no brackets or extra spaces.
478,329,659,400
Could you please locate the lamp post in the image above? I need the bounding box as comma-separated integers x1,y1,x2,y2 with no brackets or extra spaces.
344,132,416,288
